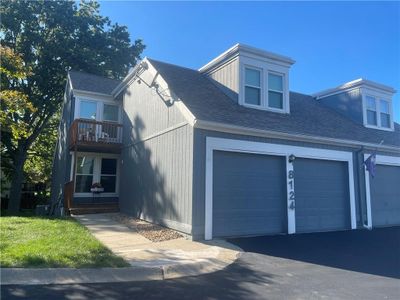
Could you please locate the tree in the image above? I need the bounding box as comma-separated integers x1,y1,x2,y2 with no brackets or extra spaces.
0,0,145,211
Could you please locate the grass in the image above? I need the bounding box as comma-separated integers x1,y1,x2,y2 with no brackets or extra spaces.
0,211,129,268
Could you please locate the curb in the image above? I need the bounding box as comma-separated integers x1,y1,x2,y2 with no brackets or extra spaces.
0,253,242,285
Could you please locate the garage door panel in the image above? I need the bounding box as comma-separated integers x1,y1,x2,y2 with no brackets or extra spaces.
294,158,351,233
213,151,287,238
370,165,400,227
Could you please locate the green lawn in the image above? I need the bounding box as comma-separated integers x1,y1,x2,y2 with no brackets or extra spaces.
0,212,129,268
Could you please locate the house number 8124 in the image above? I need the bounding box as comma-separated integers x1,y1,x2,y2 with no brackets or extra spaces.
288,170,295,209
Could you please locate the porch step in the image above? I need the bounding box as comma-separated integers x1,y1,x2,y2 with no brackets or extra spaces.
69,203,119,215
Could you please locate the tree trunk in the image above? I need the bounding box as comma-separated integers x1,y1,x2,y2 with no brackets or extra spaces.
7,149,28,212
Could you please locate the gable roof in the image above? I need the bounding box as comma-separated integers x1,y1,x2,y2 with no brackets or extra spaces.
147,58,400,148
68,70,121,95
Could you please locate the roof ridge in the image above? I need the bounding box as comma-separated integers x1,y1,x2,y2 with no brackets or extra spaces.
147,58,199,73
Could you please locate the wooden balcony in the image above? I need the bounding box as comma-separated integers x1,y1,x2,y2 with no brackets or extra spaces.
69,119,123,153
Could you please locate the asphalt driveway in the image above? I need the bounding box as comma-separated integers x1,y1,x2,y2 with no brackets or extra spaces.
229,226,400,279
2,227,400,300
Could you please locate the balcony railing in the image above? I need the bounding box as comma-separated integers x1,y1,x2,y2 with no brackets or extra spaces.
69,119,123,152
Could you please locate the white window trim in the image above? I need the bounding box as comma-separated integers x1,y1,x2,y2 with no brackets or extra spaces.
243,66,263,107
239,56,290,114
267,71,285,110
205,137,356,240
361,89,394,131
103,103,120,123
70,152,120,198
74,96,122,124
363,154,400,229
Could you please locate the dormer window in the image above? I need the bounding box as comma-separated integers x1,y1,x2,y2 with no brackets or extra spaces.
380,100,391,128
314,78,395,132
244,67,261,106
364,94,393,130
268,73,284,109
366,96,377,126
199,44,294,114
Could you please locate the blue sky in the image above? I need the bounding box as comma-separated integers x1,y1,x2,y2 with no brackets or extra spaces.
99,1,400,122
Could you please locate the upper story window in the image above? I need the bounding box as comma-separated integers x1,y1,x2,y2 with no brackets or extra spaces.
103,104,119,122
244,67,261,106
380,100,391,128
364,95,392,130
268,73,284,109
366,96,377,126
240,61,289,114
80,100,97,120
75,97,121,123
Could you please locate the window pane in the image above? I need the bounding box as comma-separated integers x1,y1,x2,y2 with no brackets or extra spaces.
245,68,260,87
366,96,376,110
367,110,377,125
80,101,97,120
268,91,283,109
381,113,390,128
103,104,119,122
76,156,94,174
268,73,283,91
100,176,116,193
101,158,117,175
75,175,93,193
245,86,261,105
380,100,389,114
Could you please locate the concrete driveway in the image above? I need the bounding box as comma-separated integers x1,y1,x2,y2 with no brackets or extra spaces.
2,227,399,299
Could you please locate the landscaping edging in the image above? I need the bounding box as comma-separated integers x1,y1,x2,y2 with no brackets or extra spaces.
1,252,242,285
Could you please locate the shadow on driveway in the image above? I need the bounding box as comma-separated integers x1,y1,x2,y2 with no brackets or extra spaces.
228,226,400,279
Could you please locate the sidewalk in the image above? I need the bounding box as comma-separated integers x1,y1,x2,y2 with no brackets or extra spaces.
1,213,241,285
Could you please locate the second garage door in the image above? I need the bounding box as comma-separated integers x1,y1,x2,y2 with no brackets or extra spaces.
294,158,351,233
213,151,287,238
370,164,400,227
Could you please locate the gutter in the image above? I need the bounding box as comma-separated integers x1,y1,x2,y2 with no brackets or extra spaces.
193,119,400,154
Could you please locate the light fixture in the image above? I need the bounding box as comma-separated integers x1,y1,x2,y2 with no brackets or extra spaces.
288,154,296,163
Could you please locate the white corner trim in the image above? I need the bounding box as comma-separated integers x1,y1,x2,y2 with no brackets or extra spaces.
286,156,296,234
204,137,357,240
364,166,372,229
363,154,400,229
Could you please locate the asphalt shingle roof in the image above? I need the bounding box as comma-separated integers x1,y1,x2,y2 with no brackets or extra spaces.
69,70,121,95
148,58,400,148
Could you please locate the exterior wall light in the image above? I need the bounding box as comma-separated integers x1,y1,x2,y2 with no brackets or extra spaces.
288,154,296,163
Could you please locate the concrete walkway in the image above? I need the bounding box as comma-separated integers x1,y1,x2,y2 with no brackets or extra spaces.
1,214,241,285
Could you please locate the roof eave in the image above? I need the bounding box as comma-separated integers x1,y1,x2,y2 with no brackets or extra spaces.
199,43,295,74
193,119,400,153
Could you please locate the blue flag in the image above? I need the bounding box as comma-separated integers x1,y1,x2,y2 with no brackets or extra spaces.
364,153,376,178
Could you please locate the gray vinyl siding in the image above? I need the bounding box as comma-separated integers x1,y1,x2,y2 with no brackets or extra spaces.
50,83,74,204
319,89,363,124
191,128,365,238
119,71,194,234
203,58,239,102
